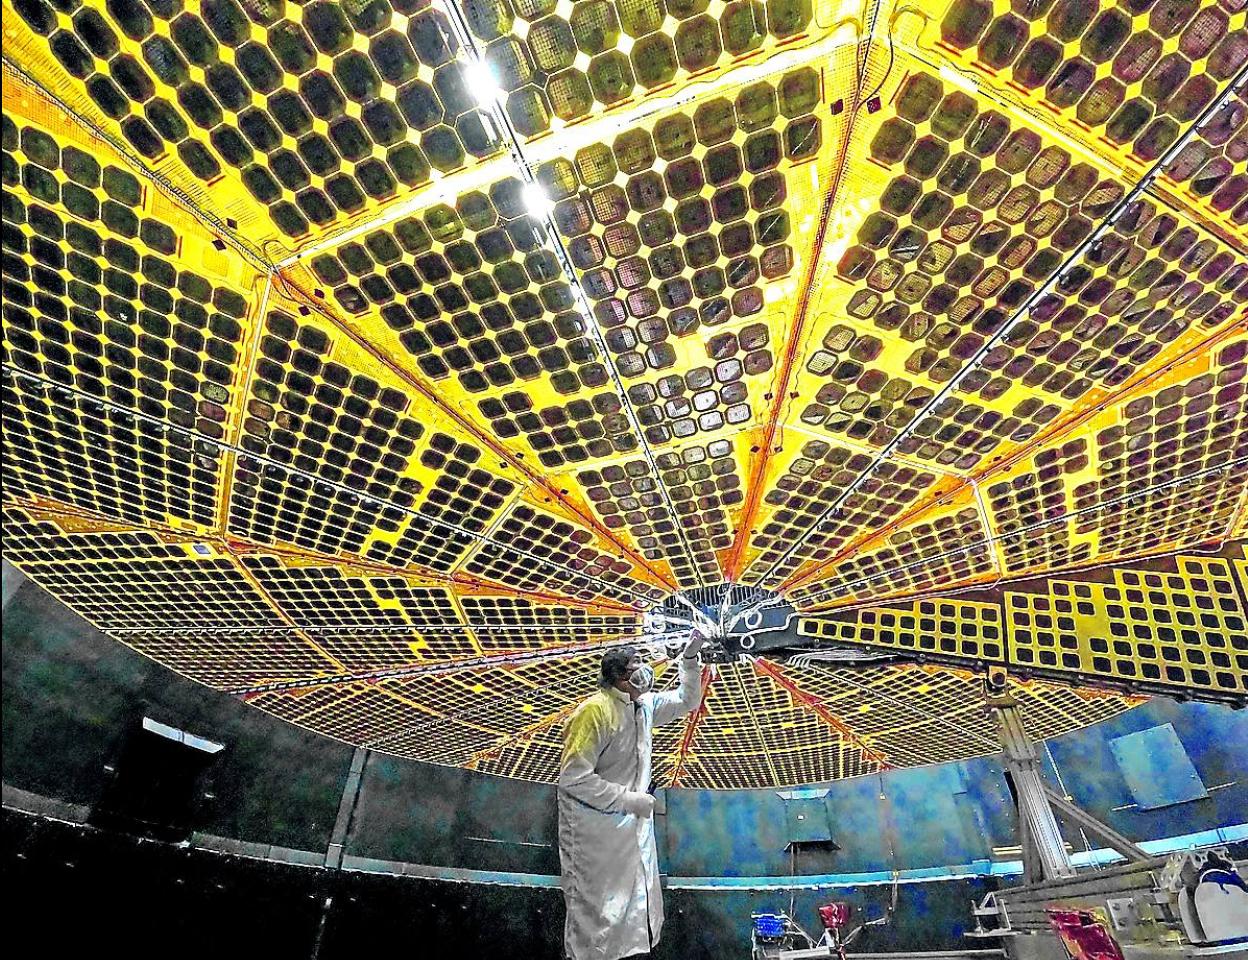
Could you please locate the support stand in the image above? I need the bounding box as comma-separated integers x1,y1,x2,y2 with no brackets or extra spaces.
988,686,1076,882
986,677,1151,883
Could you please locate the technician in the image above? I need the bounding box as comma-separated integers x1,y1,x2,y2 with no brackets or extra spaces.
557,631,707,960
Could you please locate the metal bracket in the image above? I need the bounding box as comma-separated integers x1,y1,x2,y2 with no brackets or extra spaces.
989,689,1076,881
1041,784,1150,865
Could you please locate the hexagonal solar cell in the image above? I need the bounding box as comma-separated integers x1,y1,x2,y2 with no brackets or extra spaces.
7,0,505,247
2,0,1245,787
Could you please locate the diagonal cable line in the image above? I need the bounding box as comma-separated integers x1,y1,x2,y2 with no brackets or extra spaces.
437,0,729,600
364,665,605,751
752,657,891,769
800,664,1000,752
744,57,1248,596
1,54,679,597
0,56,271,273
780,318,1247,596
106,622,638,637
227,628,692,698
1,363,661,609
724,2,885,581
728,661,783,785
795,456,1247,608
262,271,677,590
729,453,1245,625
3,498,634,613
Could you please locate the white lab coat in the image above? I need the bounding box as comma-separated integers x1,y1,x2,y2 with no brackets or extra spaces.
557,655,704,960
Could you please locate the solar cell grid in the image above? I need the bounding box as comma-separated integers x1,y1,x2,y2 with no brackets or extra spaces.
3,0,1245,786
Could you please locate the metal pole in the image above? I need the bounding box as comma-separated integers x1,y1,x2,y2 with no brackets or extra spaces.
987,687,1075,881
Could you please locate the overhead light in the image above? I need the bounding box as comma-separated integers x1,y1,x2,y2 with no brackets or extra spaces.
464,59,503,106
522,182,552,218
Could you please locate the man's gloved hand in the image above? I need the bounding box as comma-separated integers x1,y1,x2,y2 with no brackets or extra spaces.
620,791,656,819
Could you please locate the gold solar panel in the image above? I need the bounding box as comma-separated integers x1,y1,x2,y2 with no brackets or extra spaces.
3,0,1245,787
798,597,1007,662
1006,553,1247,694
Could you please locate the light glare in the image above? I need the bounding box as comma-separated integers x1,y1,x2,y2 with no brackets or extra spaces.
465,59,503,106
522,182,552,218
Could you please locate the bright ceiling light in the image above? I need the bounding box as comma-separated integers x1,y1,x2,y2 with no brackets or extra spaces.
464,59,503,106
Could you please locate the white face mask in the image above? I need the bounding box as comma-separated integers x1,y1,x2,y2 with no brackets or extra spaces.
628,664,655,694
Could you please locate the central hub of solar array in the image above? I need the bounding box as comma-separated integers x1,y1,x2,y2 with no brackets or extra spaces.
644,585,796,657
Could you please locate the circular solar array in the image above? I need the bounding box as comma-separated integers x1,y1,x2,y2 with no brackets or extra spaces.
2,0,1246,787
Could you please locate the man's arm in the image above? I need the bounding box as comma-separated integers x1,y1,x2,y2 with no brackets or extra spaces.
558,701,632,813
650,632,707,727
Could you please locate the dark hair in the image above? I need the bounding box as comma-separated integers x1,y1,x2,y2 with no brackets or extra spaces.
599,646,638,688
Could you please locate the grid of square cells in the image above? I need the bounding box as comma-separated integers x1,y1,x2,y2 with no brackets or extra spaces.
1079,463,1247,563
773,665,996,769
798,599,1005,661
793,667,1010,767
3,367,226,529
1,117,251,438
380,654,610,768
241,554,463,626
17,546,286,629
789,504,995,607
391,654,604,730
238,555,481,666
231,307,518,572
623,323,772,448
462,503,658,605
759,630,1130,777
2,505,169,563
671,661,883,788
987,437,1091,576
1006,554,1247,694
251,680,441,746
540,68,819,385
1029,191,1248,345
471,736,562,780
0,510,332,689
306,176,611,404
834,70,1248,471
740,441,942,588
463,0,817,136
487,649,645,762
9,0,500,240
1015,684,1135,743
656,665,779,788
1077,336,1247,557
577,438,743,587
939,0,1248,168
110,625,337,685
458,596,639,649
477,388,640,470
457,657,660,772
801,320,1067,471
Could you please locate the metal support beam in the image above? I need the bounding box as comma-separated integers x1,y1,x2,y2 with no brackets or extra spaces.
313,748,370,959
325,748,368,870
2,559,29,612
988,689,1076,881
1016,808,1041,887
1041,785,1150,865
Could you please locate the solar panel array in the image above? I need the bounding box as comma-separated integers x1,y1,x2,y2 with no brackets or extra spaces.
3,0,1245,787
